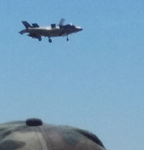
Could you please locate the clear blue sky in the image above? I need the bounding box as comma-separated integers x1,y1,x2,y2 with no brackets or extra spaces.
0,0,144,150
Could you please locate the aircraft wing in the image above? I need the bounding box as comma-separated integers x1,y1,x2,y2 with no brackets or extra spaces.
28,33,42,41
32,23,39,27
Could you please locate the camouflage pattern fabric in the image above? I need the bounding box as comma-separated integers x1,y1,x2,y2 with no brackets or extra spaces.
0,119,106,150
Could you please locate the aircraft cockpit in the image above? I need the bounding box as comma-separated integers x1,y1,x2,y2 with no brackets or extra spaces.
69,23,75,26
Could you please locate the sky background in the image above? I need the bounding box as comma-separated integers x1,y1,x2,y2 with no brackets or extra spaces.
0,0,144,150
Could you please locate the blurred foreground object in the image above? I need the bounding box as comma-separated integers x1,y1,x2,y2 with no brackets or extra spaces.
0,118,106,150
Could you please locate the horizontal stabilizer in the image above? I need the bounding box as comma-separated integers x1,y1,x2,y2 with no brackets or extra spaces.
22,21,31,29
32,23,39,27
19,30,24,34
19,29,27,34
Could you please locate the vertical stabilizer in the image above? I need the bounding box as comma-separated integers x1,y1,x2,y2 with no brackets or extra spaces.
22,21,31,29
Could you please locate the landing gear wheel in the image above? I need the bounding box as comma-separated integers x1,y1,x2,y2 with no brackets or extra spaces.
66,35,69,41
49,38,52,43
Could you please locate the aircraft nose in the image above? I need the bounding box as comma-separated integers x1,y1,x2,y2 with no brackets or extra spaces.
76,26,83,31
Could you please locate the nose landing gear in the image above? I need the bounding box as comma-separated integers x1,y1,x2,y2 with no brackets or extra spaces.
48,37,52,43
66,35,69,41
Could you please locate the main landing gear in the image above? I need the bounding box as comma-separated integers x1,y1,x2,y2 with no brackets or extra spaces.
48,37,52,43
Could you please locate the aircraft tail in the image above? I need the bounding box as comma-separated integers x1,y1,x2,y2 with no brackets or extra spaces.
22,21,31,29
19,29,27,34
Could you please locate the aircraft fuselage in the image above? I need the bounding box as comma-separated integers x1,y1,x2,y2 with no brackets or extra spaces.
28,26,62,37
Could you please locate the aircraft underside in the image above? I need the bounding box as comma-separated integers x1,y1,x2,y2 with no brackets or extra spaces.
28,29,72,42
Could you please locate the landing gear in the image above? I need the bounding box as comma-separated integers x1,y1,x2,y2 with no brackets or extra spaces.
38,37,42,41
48,37,52,43
66,35,69,41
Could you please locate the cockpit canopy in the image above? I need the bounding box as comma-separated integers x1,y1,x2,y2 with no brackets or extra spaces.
69,23,75,26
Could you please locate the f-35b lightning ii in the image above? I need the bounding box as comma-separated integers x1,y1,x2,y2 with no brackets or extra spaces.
19,18,83,43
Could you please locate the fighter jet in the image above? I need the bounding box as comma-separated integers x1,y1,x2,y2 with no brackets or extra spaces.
19,18,83,43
